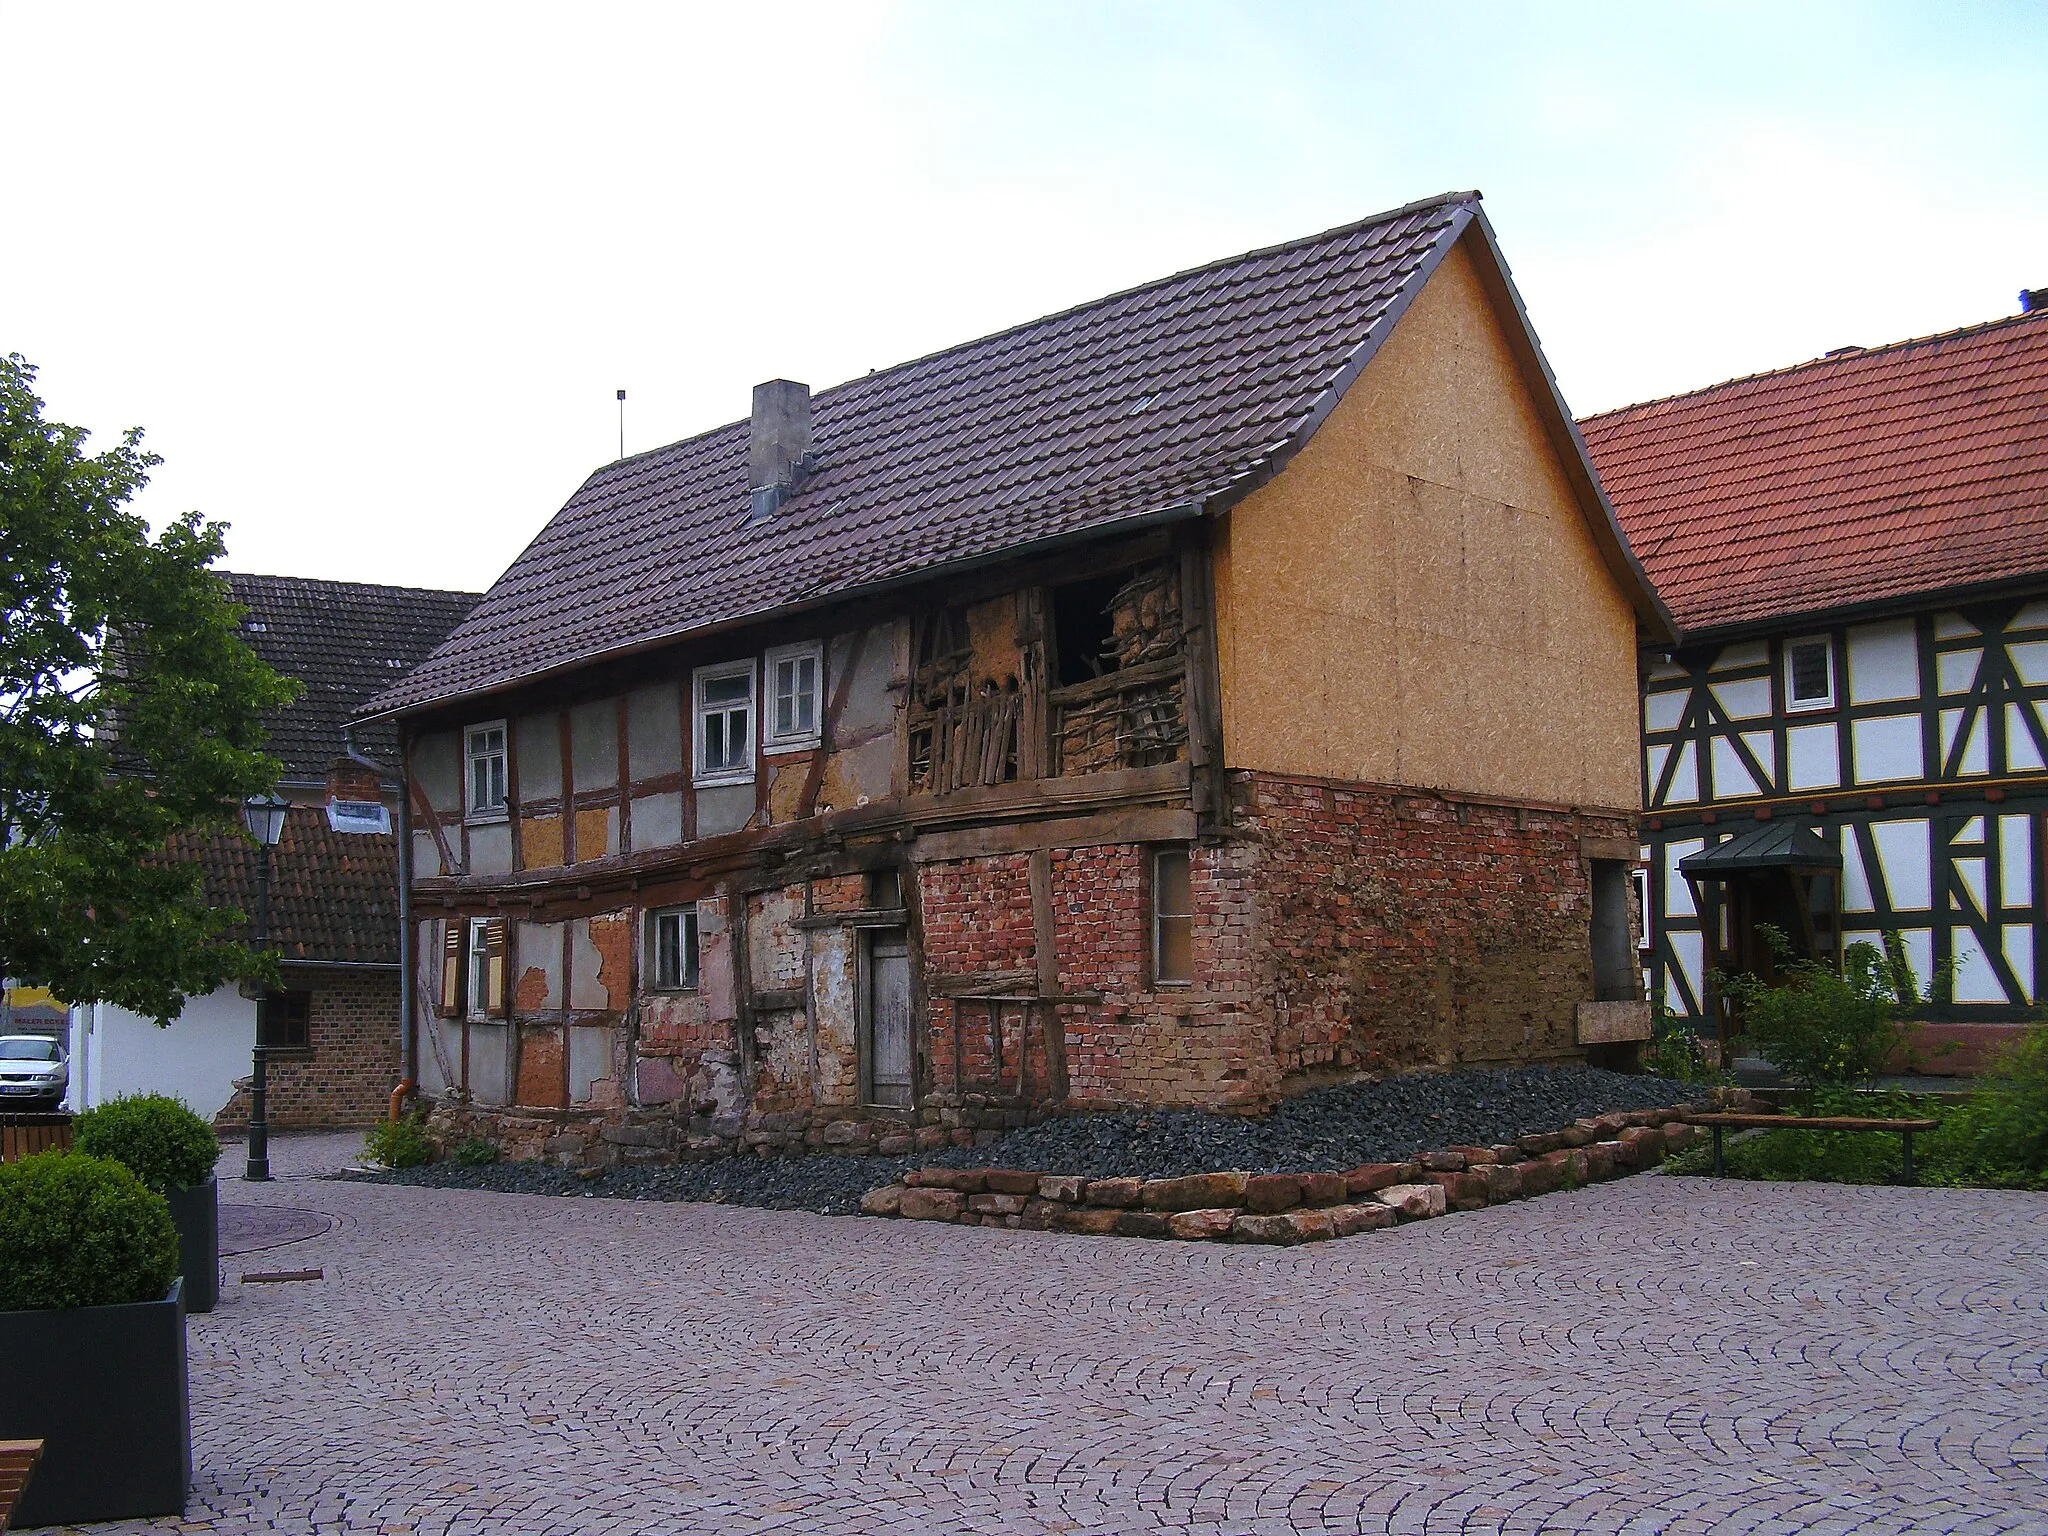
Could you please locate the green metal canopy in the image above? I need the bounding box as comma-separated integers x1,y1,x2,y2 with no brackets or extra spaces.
1677,822,1842,880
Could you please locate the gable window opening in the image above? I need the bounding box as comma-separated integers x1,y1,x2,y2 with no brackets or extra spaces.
1151,845,1194,986
695,663,755,783
649,905,701,991
765,643,823,749
1785,638,1834,712
257,989,312,1050
465,721,508,819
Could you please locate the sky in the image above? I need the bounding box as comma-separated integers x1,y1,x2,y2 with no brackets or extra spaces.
5,1,2044,596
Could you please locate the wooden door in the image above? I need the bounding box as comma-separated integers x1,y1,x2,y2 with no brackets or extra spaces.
865,932,913,1108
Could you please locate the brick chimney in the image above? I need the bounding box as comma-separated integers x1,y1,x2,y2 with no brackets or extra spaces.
748,379,813,522
327,755,384,805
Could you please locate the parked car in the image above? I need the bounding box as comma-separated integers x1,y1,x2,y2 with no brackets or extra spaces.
0,1036,68,1110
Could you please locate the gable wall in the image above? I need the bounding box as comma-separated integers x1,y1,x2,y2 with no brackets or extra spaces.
1211,235,1640,810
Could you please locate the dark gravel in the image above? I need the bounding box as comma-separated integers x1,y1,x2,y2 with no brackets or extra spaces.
336,1066,1700,1217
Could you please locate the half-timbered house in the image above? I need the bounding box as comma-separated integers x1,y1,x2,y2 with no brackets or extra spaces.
1583,299,2048,1071
359,191,1673,1162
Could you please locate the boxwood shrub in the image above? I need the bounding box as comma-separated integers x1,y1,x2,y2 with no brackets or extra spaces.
0,1150,180,1310
75,1092,221,1193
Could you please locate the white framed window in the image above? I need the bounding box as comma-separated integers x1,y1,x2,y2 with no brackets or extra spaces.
466,916,494,1023
465,721,508,820
647,905,701,991
1150,845,1193,986
764,642,823,750
1785,637,1835,713
693,662,756,784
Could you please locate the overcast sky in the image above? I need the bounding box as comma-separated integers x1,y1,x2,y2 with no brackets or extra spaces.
6,2,2044,596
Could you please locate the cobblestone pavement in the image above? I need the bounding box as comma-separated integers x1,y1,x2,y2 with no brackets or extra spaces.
35,1175,2047,1536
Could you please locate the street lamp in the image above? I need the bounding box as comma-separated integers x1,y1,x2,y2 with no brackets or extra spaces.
241,792,290,1182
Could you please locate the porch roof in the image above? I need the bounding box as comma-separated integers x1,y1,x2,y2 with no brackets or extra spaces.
1677,821,1842,879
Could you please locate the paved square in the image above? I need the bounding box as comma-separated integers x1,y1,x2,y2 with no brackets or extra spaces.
38,1167,2047,1535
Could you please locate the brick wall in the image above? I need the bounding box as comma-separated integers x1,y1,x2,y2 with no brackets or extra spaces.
912,772,1633,1116
1238,772,1633,1080
216,967,401,1129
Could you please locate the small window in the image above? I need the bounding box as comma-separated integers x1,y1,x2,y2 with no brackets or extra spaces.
465,721,508,818
765,643,823,749
648,906,700,990
1151,846,1193,986
868,867,903,911
466,917,494,1023
258,990,312,1050
694,663,755,783
1785,638,1834,712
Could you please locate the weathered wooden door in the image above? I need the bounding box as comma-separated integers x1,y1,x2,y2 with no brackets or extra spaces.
865,932,914,1108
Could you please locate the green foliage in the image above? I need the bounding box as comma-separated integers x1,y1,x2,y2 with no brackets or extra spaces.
1644,1004,1721,1082
74,1092,221,1193
0,1149,180,1310
1716,928,1929,1093
451,1136,499,1167
1664,1078,2048,1191
1949,1020,2048,1178
365,1113,435,1169
0,353,299,1022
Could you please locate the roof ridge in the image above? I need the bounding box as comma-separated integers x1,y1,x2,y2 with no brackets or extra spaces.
599,190,1484,475
223,570,483,601
1580,305,2048,424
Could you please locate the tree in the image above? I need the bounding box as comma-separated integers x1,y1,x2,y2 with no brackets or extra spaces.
0,353,297,1022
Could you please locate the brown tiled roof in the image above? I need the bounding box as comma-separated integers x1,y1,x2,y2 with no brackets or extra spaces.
226,573,479,778
366,193,1501,718
162,806,398,967
1580,310,2048,636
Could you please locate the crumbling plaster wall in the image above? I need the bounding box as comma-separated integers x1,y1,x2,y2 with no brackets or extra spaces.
1211,234,1640,810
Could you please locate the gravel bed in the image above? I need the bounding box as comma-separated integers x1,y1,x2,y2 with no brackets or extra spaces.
337,1066,1701,1217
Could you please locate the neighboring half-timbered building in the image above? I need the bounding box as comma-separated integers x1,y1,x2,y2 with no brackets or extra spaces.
359,191,1673,1163
1583,302,2048,1071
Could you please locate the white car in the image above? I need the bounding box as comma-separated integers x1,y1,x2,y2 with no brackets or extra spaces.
0,1035,68,1110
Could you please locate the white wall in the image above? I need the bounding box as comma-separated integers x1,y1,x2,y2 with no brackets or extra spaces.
69,984,256,1122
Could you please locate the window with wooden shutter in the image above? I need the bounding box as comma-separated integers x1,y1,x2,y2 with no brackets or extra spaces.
465,916,508,1022
439,920,465,1017
483,917,509,1019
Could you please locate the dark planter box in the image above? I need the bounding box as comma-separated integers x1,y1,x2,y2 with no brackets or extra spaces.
0,1277,190,1527
164,1177,220,1313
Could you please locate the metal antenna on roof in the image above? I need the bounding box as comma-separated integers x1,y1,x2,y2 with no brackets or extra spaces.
616,389,626,460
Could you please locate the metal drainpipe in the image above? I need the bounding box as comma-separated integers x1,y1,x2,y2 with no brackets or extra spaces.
345,724,415,1102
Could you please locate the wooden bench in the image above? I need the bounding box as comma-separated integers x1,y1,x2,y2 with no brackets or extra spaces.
0,1439,43,1533
1687,1112,1941,1184
0,1113,72,1163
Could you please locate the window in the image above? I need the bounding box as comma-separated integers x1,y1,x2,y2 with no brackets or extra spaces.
1785,637,1834,712
648,905,701,990
765,643,823,749
1151,846,1193,986
694,663,755,783
465,721,508,818
868,867,903,911
258,990,312,1050
451,916,507,1022
466,917,494,1022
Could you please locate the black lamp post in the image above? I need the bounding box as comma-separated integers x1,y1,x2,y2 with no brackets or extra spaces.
242,792,290,1182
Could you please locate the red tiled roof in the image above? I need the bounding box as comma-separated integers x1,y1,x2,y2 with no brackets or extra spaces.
364,193,1489,718
161,807,398,967
1580,310,2048,636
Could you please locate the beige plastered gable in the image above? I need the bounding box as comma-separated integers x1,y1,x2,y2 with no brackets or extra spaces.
1212,229,1647,812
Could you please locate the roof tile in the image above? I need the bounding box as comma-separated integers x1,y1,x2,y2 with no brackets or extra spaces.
1581,312,2048,634
366,195,1475,717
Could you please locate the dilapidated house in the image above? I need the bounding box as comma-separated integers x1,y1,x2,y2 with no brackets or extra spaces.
1583,297,2048,1072
359,190,1672,1162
